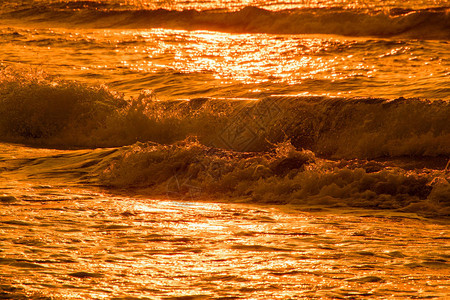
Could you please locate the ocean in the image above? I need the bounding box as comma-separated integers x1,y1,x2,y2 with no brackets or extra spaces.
0,0,449,299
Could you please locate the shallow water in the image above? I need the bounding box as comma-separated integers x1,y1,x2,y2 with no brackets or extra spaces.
1,184,449,299
0,144,449,299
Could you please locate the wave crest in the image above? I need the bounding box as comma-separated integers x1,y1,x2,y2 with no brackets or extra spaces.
122,95,450,159
0,67,127,144
0,69,448,159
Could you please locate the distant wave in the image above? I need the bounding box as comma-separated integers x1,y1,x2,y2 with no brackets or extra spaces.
1,67,449,159
2,5,449,39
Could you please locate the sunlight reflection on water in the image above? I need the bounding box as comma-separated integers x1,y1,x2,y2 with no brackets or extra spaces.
14,0,448,11
1,190,448,299
2,27,448,100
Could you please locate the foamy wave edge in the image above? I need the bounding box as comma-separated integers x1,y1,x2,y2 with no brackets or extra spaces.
96,139,449,217
3,5,450,39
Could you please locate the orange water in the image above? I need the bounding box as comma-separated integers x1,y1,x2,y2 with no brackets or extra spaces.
0,0,449,298
0,144,448,299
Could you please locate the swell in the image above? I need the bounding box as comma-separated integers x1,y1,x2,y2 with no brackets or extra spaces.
0,67,449,159
3,5,449,39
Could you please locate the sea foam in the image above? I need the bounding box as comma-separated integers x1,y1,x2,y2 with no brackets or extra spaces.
100,140,450,217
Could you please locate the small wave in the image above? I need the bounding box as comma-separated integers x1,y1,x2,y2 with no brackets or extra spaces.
5,137,448,217
99,139,450,217
1,67,449,159
3,5,449,39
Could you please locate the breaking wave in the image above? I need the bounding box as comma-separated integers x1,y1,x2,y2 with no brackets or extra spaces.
6,136,448,217
100,139,450,217
2,4,449,39
0,67,449,160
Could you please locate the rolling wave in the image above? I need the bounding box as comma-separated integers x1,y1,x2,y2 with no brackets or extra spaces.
1,67,449,159
2,5,449,39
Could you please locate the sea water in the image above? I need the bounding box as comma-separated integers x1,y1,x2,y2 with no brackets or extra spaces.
0,0,449,299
